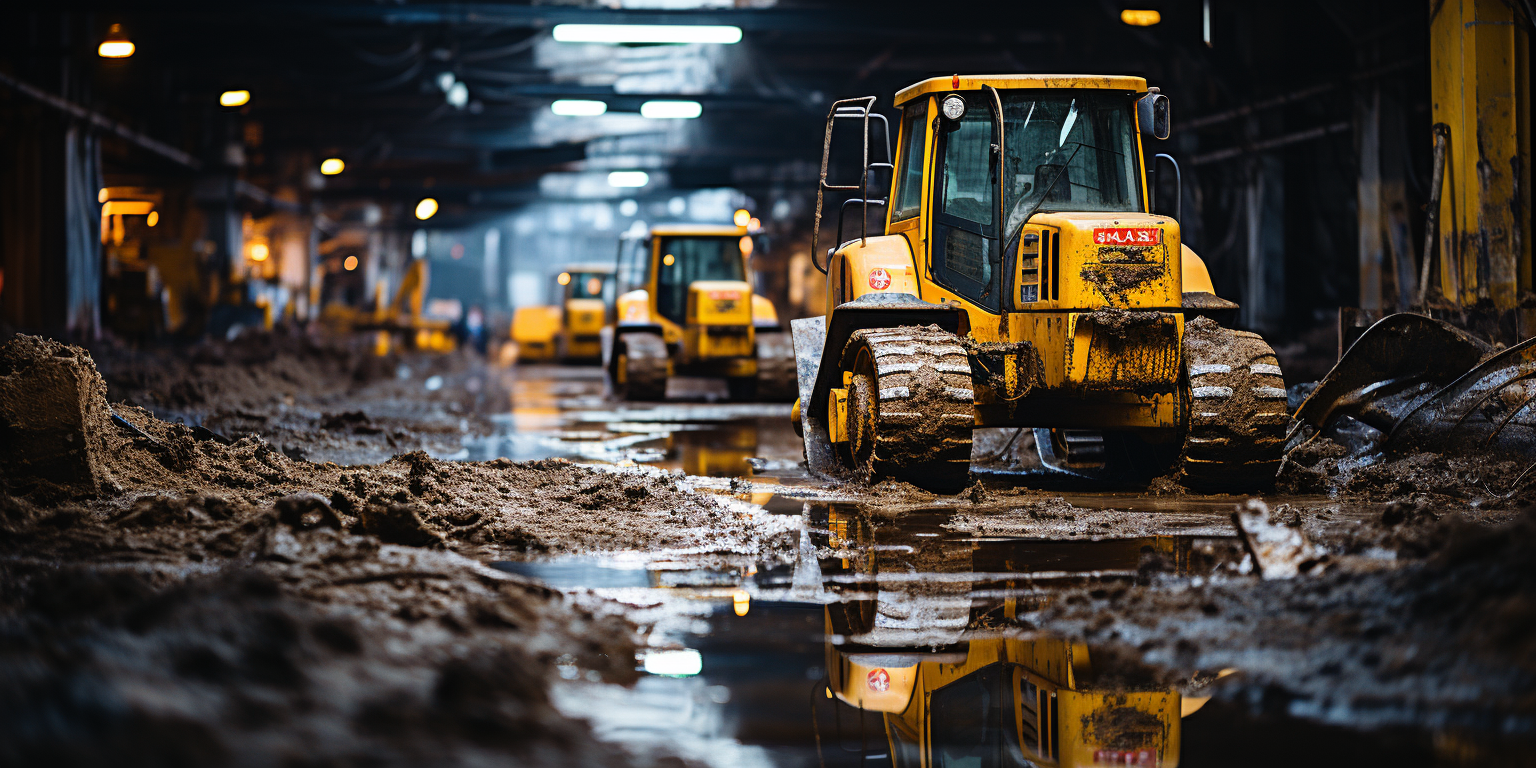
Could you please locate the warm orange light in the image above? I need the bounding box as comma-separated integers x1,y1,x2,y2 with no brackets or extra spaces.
343,255,358,271
98,26,134,58
748,217,761,231
586,277,603,295
320,158,345,175
249,243,269,262
662,253,675,266
101,200,154,216
146,211,159,227
1121,9,1161,25
557,271,571,286
733,209,750,227
732,590,750,617
97,188,109,203
415,198,439,220
219,90,251,107
739,236,754,256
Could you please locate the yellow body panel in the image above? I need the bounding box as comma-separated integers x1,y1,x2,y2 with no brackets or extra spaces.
512,305,562,361
1179,245,1216,295
684,280,755,362
826,235,922,315
1431,0,1532,311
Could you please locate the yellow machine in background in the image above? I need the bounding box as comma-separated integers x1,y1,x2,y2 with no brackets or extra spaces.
510,265,616,363
322,257,455,354
606,224,796,401
795,76,1288,493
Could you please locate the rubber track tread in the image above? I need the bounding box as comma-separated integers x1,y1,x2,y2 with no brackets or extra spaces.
1180,320,1291,489
845,326,974,493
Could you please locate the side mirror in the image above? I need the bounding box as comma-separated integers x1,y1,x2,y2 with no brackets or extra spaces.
1138,91,1171,140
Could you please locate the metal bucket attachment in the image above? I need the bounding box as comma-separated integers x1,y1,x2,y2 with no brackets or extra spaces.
1293,314,1489,435
1388,336,1536,458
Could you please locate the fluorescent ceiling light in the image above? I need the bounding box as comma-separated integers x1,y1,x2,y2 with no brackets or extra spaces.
551,99,608,117
642,649,703,677
553,24,742,45
608,171,650,188
641,100,702,119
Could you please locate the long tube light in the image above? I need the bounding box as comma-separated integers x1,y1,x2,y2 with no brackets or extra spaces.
551,99,608,116
552,24,742,45
608,171,650,188
641,100,702,119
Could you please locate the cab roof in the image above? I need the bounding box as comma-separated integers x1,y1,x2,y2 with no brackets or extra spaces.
645,223,748,237
558,263,615,275
894,74,1148,107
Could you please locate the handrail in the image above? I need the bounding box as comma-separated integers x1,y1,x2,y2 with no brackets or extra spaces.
810,96,892,274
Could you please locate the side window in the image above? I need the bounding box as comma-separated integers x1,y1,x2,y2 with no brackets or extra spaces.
891,103,927,221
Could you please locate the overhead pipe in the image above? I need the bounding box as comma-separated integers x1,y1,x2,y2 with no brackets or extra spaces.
0,71,202,170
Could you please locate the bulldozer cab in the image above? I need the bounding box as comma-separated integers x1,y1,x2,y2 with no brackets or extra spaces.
615,223,756,339
815,76,1181,320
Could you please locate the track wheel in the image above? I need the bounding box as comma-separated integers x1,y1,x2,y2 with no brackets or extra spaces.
837,327,974,493
754,331,798,401
612,332,669,401
1180,317,1291,490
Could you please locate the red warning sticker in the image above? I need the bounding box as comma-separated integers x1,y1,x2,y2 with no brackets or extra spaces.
1093,228,1162,246
867,668,891,692
868,267,892,290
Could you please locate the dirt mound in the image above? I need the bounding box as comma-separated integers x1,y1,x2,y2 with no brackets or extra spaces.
0,492,648,767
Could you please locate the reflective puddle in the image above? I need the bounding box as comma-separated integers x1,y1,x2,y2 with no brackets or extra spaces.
471,365,1519,767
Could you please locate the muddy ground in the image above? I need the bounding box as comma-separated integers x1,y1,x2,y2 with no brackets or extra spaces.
3,330,1535,765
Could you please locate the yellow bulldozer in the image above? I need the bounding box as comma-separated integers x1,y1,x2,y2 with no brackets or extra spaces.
510,264,615,363
605,223,796,401
794,75,1289,493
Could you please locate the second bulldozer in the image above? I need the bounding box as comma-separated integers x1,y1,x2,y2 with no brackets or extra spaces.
794,75,1289,493
605,224,796,401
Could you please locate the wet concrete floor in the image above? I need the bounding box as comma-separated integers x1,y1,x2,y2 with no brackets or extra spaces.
461,364,1491,767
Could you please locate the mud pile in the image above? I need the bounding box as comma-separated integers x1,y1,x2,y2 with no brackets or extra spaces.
0,334,791,765
94,329,504,465
0,492,651,767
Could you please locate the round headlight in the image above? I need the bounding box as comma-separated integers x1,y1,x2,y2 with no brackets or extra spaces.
941,93,967,121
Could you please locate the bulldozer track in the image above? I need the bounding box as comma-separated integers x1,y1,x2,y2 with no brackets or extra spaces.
841,327,974,492
755,332,798,401
613,332,669,401
1180,320,1290,489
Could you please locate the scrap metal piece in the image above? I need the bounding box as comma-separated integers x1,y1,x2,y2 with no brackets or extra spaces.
1232,499,1321,580
1388,335,1536,457
1293,313,1490,434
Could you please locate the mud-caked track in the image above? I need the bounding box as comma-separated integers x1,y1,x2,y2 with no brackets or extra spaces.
1180,316,1291,489
840,325,975,492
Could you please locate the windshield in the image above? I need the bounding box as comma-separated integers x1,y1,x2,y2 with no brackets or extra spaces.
1001,91,1142,236
655,235,747,325
569,272,610,300
930,663,1031,768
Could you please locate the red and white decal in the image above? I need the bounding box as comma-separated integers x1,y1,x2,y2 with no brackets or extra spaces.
707,290,741,300
866,668,891,692
867,267,892,290
1093,228,1162,246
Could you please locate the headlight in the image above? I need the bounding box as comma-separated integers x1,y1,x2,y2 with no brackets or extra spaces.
942,93,967,121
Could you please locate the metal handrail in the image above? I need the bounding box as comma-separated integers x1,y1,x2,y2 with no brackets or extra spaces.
811,96,893,274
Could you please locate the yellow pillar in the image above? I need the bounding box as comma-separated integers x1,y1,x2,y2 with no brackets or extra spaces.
1430,0,1531,316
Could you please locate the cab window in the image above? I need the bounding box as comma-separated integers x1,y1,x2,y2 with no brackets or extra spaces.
617,238,650,294
930,92,1000,312
891,102,928,222
654,236,746,325
930,663,1031,768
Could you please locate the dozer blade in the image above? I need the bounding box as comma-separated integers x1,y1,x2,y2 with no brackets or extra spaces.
1293,314,1489,435
790,315,837,475
1387,336,1536,458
